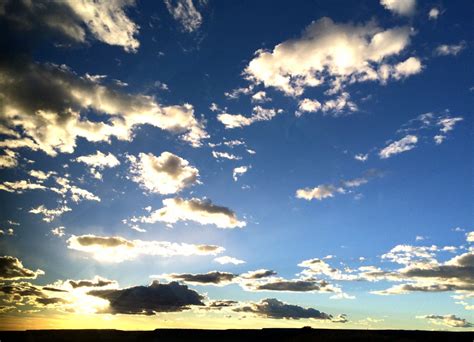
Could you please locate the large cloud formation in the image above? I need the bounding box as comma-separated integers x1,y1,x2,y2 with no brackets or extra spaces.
67,234,224,262
88,281,205,315
128,152,200,195
0,0,140,51
244,17,419,97
0,58,208,156
137,197,246,229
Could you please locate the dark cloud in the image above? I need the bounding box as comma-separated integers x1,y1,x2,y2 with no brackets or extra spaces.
207,300,239,309
164,271,237,284
0,256,44,280
0,281,62,308
72,235,134,248
234,298,334,320
88,281,205,315
241,269,277,279
69,277,116,289
255,279,332,292
419,314,473,328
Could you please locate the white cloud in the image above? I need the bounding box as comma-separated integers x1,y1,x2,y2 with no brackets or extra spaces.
0,60,208,156
29,170,56,181
296,185,337,201
67,234,223,262
244,17,415,97
217,106,282,129
380,0,416,16
212,151,242,160
379,135,418,159
435,42,466,56
0,180,47,193
214,256,246,265
467,232,474,243
354,153,368,162
232,166,249,181
51,226,66,237
428,7,440,20
29,205,72,222
251,91,270,103
321,92,358,114
417,314,472,328
296,98,321,116
75,151,120,179
128,152,199,195
136,197,246,229
63,0,140,52
164,0,203,32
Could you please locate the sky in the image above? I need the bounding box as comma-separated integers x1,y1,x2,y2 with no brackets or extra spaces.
0,0,473,331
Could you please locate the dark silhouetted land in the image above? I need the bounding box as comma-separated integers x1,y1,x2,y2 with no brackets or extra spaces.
0,328,473,342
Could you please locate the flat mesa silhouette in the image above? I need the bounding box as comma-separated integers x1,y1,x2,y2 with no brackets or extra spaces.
0,328,473,342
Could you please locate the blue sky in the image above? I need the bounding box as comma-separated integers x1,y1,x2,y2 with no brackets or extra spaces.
0,0,472,330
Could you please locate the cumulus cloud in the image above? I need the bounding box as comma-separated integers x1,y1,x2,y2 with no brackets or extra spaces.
0,256,44,280
67,234,224,262
137,197,246,229
240,269,277,279
75,151,120,179
379,135,418,159
0,58,208,156
467,232,474,243
251,279,336,293
296,98,321,116
88,280,205,315
296,185,338,201
234,298,335,320
164,0,203,33
217,106,282,129
417,314,472,328
128,152,199,195
28,169,56,181
232,166,249,181
0,0,140,52
244,17,416,97
380,0,416,16
251,91,270,103
435,42,466,56
214,256,246,265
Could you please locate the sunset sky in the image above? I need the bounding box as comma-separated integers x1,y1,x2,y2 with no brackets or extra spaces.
0,0,472,331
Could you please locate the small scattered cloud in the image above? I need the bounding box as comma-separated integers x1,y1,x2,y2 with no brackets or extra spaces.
75,151,120,179
232,166,249,181
128,152,200,195
435,42,466,56
379,135,418,159
217,106,282,129
214,256,246,265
